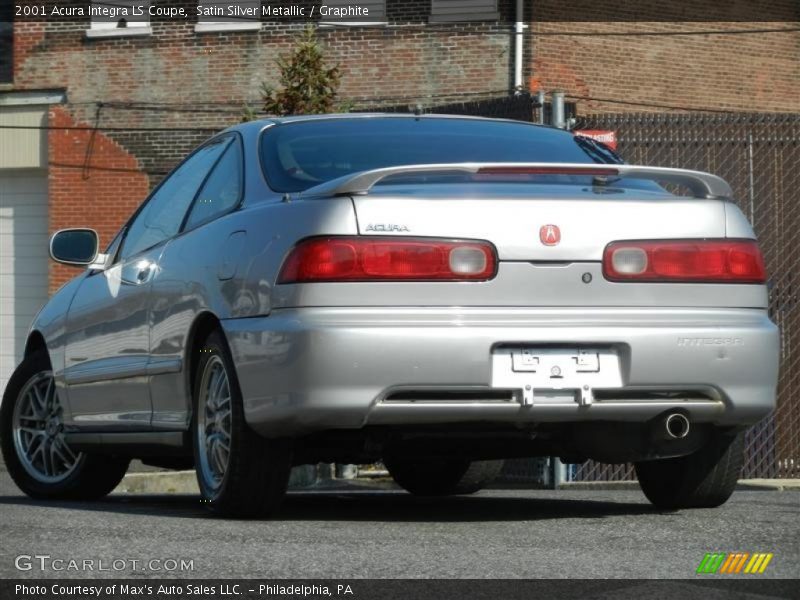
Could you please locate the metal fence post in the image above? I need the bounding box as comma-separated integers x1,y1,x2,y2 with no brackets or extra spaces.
551,457,566,489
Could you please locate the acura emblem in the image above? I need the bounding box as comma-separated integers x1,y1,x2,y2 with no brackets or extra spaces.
540,224,561,246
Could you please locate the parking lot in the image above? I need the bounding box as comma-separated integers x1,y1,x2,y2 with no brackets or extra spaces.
0,471,797,580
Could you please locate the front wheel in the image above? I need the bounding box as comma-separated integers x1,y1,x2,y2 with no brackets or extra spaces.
0,351,129,500
192,330,292,518
384,457,503,496
635,430,744,509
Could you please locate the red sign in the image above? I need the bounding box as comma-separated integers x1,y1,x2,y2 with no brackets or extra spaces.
574,129,618,151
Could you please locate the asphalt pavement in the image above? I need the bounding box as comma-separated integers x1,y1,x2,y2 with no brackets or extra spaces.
0,471,798,580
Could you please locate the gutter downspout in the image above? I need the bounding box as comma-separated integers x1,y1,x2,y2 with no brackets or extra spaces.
513,0,526,93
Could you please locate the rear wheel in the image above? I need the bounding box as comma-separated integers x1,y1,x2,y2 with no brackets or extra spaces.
384,457,503,496
635,430,744,509
0,351,129,500
192,329,292,518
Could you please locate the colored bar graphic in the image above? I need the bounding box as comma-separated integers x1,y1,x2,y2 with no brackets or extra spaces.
697,553,726,574
745,554,760,573
758,554,774,573
750,554,766,573
709,553,726,573
719,553,737,573
696,553,713,574
733,553,750,573
697,552,772,575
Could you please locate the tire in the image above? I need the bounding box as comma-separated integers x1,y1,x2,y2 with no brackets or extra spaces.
0,350,129,500
192,329,292,518
384,457,503,496
635,430,744,509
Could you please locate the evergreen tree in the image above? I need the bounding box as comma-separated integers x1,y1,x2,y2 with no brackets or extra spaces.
262,26,341,116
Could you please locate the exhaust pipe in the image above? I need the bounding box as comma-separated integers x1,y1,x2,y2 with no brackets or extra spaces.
664,413,691,439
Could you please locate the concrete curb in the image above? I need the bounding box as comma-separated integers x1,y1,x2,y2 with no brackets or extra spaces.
559,479,800,491
113,470,397,494
736,478,800,491
113,470,800,494
115,470,198,494
557,481,641,491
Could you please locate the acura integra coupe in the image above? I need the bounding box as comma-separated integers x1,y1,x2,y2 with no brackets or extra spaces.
0,115,779,517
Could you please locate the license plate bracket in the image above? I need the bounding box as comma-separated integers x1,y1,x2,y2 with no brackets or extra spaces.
491,347,623,406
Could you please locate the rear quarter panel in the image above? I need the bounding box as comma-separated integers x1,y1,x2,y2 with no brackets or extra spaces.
146,196,358,427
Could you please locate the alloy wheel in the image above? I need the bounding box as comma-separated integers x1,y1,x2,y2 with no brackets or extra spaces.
12,371,82,483
197,355,232,492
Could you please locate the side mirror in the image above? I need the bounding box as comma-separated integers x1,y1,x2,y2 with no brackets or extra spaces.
49,228,99,266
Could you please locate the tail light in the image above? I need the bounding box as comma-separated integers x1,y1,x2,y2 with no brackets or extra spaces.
603,239,766,283
277,237,497,283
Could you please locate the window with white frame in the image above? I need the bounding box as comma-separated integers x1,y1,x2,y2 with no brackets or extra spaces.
430,0,499,22
87,1,151,38
195,0,261,33
320,0,387,27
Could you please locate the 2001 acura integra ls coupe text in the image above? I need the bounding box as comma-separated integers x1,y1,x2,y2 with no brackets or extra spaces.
1,115,779,517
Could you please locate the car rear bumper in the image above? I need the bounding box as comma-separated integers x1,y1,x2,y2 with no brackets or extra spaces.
222,307,779,437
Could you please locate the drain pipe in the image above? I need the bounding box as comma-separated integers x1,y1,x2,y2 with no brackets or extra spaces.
513,0,526,93
537,90,546,124
551,90,566,129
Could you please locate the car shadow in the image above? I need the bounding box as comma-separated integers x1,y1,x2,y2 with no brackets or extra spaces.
0,487,660,522
280,490,659,522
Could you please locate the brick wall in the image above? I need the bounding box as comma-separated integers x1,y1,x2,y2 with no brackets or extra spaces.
529,1,800,113
11,6,525,292
47,105,150,292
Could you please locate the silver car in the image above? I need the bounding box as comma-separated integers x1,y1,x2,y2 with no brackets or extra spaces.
0,115,779,517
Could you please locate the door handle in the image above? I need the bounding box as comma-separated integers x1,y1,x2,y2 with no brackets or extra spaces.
121,260,156,285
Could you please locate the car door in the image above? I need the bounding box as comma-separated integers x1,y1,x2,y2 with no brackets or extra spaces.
62,137,233,430
148,135,245,429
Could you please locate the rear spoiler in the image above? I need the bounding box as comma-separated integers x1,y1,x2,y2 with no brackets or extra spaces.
299,163,733,200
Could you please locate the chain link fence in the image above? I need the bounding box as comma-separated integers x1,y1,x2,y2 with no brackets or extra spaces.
570,112,800,481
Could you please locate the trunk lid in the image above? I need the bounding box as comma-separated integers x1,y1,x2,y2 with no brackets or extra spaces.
352,184,728,261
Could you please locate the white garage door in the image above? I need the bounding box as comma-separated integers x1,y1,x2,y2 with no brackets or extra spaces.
0,171,49,395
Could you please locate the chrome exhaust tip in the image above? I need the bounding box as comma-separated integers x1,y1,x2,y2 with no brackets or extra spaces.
664,413,691,439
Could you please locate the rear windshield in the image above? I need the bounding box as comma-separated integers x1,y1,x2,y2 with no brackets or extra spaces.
260,117,650,193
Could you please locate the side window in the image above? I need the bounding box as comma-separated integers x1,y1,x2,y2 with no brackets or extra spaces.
184,139,243,230
119,138,231,260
